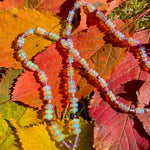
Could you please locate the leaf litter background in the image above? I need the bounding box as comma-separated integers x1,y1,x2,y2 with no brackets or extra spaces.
0,0,150,150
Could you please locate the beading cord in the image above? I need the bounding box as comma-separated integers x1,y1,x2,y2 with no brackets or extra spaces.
16,1,149,149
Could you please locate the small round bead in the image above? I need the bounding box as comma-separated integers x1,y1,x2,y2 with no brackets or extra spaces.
45,104,53,110
61,39,68,48
45,113,53,120
43,85,51,91
44,90,52,96
44,95,53,100
45,109,53,114
118,103,124,109
50,124,58,131
71,108,78,113
53,129,61,136
70,103,78,108
68,88,76,93
56,133,64,142
87,3,96,12
98,78,107,88
73,128,81,135
124,106,130,112
140,108,145,114
71,118,80,124
72,123,80,129
70,97,78,103
135,108,140,114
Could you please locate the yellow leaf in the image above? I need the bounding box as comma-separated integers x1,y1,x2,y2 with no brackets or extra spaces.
0,9,62,69
13,118,94,150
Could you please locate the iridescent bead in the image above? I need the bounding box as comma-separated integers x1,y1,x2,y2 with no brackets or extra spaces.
72,123,80,129
118,103,124,109
88,69,98,78
87,3,96,12
31,64,38,71
73,128,81,135
69,48,80,57
53,129,61,136
50,124,58,131
70,97,78,103
27,61,38,71
105,19,115,29
70,103,78,108
98,78,107,88
140,108,144,114
128,37,140,46
115,31,125,40
37,27,47,35
18,50,27,60
61,39,68,48
135,108,140,114
74,3,79,9
43,85,51,91
67,16,73,22
44,90,52,96
107,91,116,101
68,84,76,89
17,37,24,47
71,108,78,113
145,61,150,68
124,106,130,112
45,109,53,114
38,71,48,83
56,133,64,142
67,39,74,48
71,118,80,124
45,104,53,110
69,10,75,17
24,28,34,36
68,57,74,63
68,80,75,85
68,88,76,93
96,11,107,22
44,95,53,100
45,113,53,120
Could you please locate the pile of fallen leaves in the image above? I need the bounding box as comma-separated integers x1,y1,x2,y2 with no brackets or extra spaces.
0,0,150,150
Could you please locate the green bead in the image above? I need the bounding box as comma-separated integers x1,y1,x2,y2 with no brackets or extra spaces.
73,128,81,135
44,113,53,120
45,109,53,114
44,90,52,96
56,133,64,142
53,129,61,136
27,61,32,67
50,124,58,131
70,103,78,108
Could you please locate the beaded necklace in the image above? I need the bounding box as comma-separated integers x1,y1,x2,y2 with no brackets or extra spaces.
17,1,149,149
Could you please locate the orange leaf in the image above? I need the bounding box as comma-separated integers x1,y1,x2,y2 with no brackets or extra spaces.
0,0,24,10
0,9,62,69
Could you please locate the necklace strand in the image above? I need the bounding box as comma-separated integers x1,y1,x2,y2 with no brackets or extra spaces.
16,1,149,149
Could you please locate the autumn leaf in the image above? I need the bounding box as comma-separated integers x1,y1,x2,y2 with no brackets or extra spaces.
0,0,24,10
0,9,62,69
136,80,150,136
0,68,41,149
89,51,150,149
12,118,94,150
11,44,63,116
133,29,150,44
